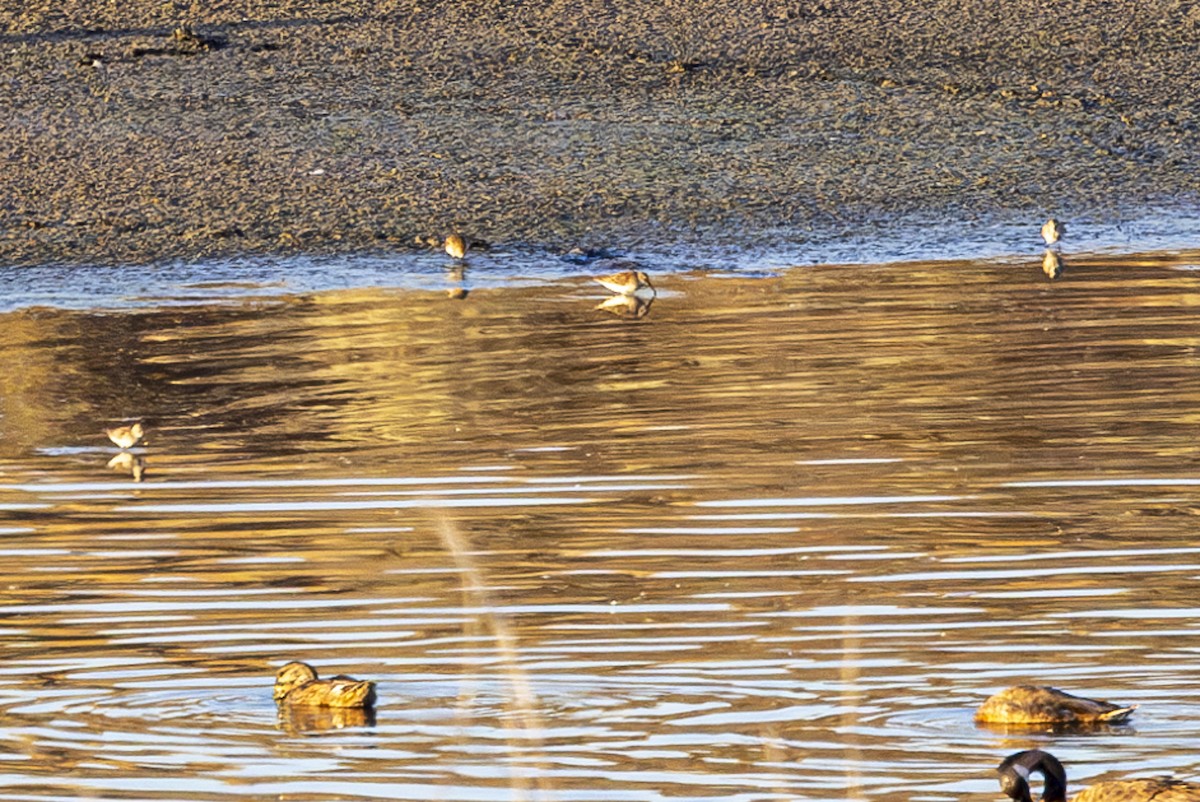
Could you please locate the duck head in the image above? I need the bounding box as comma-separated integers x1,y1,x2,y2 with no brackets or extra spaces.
274,661,319,701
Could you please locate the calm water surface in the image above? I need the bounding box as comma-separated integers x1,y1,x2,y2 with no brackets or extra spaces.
2,249,1200,800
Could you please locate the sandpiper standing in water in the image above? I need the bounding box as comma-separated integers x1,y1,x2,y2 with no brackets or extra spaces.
1041,217,1064,246
594,268,655,297
444,233,468,261
106,421,144,450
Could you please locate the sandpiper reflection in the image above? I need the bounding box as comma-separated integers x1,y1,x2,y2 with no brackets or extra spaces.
106,451,146,482
445,264,468,299
597,292,654,319
1042,250,1064,279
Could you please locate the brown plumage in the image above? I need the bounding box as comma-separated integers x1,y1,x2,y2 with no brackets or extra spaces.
273,661,376,708
998,750,1200,802
444,233,468,260
975,685,1135,724
106,422,144,449
594,269,654,296
1041,217,1064,245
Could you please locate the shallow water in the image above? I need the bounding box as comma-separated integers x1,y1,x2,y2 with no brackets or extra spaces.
2,248,1200,800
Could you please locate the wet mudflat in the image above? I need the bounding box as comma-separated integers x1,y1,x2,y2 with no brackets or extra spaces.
2,251,1200,800
3,1,1200,265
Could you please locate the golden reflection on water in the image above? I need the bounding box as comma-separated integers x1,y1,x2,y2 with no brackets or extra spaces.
2,252,1200,800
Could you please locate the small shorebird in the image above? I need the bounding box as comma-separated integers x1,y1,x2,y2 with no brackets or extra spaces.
1041,217,1064,246
274,661,377,708
106,422,144,449
594,269,655,297
444,233,468,260
1042,250,1063,279
996,749,1200,802
975,685,1135,725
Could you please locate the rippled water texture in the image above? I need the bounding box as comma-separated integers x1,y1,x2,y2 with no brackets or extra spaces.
2,249,1200,800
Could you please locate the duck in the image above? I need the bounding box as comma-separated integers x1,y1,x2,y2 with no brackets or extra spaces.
976,685,1135,725
997,749,1200,802
106,421,144,449
273,661,376,708
1041,217,1064,246
594,268,655,297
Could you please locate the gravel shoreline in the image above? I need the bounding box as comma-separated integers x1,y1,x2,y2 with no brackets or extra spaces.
2,1,1199,266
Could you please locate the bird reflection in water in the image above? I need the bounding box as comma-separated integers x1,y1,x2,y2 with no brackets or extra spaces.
1042,250,1064,280
596,292,654,319
446,264,469,300
277,704,376,733
106,451,146,482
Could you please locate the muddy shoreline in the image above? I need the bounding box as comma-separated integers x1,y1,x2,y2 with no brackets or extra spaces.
2,1,1199,266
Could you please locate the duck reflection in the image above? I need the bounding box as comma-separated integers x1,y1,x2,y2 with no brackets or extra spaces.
106,451,146,482
596,292,654,319
277,703,376,732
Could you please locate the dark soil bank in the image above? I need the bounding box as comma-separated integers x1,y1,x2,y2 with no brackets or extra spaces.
2,0,1199,265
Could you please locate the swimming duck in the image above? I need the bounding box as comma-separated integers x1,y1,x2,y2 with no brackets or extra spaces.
594,269,655,297
106,422,144,449
273,661,376,708
1041,218,1064,246
976,685,1135,725
997,749,1200,802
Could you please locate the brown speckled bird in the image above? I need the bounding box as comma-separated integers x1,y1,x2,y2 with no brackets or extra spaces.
976,685,1135,725
444,233,468,260
1041,217,1064,246
998,750,1200,802
106,422,144,449
594,269,654,296
273,661,376,708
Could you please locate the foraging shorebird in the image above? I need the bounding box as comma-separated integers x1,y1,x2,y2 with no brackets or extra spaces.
996,750,1200,802
106,422,144,449
274,661,376,708
1041,218,1064,246
444,233,468,260
594,269,655,297
975,685,1135,725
